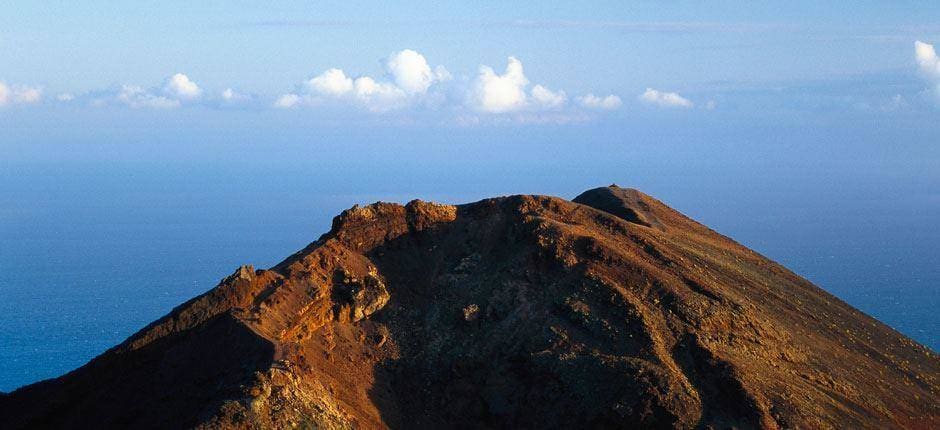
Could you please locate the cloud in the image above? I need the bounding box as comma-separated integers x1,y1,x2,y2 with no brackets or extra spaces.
293,67,409,111
275,52,616,120
306,68,354,96
386,49,448,95
164,73,202,100
220,88,252,104
0,82,43,106
3,50,620,122
470,57,529,113
274,93,302,108
117,85,180,109
638,88,693,108
531,85,566,109
915,41,940,79
12,85,42,104
578,93,622,110
281,49,451,111
915,40,940,100
353,76,407,111
99,73,208,109
468,57,574,113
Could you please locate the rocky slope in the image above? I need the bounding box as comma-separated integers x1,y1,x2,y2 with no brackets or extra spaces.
1,186,937,429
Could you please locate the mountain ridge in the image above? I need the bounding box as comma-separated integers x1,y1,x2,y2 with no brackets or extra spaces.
1,186,937,429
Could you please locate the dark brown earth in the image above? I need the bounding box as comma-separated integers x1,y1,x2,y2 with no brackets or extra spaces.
1,186,937,429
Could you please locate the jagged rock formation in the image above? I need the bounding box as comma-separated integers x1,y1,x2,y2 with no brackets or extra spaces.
1,186,937,429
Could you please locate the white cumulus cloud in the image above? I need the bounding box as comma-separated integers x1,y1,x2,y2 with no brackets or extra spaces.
638,88,693,108
164,73,202,100
283,49,450,112
468,57,579,114
915,40,940,80
915,40,940,100
306,68,354,96
470,57,530,113
386,49,446,95
578,93,622,110
353,76,407,111
531,84,566,109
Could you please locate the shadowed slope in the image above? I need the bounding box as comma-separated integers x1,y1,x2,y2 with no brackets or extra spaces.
1,186,937,429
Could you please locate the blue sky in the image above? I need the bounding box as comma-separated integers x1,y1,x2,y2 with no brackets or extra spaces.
1,2,940,166
2,2,940,120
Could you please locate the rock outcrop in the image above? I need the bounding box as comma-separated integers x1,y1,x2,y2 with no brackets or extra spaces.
1,187,937,429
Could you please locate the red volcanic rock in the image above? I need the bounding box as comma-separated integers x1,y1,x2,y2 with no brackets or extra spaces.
1,187,937,429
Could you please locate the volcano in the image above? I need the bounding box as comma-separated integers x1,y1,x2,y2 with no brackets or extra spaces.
1,186,937,429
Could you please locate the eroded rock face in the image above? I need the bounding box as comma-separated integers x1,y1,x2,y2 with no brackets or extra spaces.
333,269,391,323
1,187,938,430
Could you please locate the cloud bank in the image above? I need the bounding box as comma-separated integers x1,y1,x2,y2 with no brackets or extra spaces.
4,50,625,123
276,49,619,118
17,45,940,120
